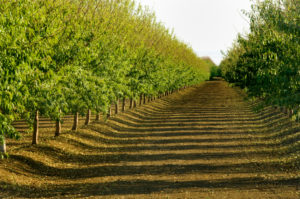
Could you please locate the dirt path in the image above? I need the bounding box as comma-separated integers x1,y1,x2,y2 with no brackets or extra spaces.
0,80,299,198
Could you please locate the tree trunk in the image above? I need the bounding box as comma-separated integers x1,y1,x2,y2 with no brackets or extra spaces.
72,112,79,131
122,97,126,112
0,137,6,153
96,112,101,121
107,106,111,118
85,109,91,125
133,100,137,108
129,98,133,109
115,99,119,115
55,110,62,137
139,94,143,106
143,94,146,104
55,119,61,137
32,110,39,145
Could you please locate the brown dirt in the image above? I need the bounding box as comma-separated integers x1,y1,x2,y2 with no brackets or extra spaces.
0,80,299,199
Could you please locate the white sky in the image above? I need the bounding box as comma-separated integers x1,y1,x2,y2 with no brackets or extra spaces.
135,0,252,65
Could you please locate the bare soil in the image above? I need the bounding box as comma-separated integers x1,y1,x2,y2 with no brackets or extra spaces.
0,80,299,199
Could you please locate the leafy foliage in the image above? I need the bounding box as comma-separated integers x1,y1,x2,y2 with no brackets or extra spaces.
202,57,220,79
0,0,211,143
220,0,299,120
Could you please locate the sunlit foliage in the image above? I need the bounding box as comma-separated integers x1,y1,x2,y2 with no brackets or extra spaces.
220,0,299,120
0,0,210,144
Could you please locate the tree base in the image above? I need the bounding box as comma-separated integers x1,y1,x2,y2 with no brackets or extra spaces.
0,140,6,153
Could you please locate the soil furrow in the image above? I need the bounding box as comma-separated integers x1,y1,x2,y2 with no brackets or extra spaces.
0,80,299,198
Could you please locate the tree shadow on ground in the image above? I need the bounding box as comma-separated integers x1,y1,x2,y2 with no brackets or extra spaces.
1,177,299,198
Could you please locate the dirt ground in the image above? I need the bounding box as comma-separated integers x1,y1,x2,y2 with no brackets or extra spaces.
0,80,299,199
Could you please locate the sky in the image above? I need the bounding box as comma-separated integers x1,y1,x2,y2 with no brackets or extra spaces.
135,0,252,65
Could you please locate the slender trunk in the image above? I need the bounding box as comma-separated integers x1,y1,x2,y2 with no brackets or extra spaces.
0,137,6,153
32,110,39,145
55,109,62,137
96,112,101,121
107,106,111,118
133,100,137,108
148,96,151,103
139,94,143,106
55,119,61,137
143,94,146,104
129,98,133,109
115,99,119,115
85,109,91,125
72,112,79,131
122,97,126,112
